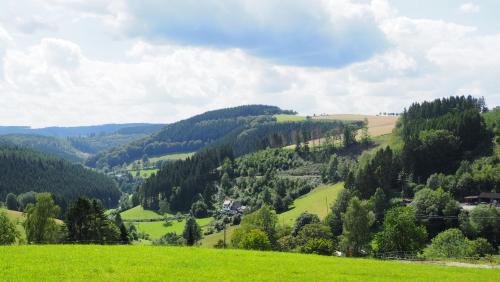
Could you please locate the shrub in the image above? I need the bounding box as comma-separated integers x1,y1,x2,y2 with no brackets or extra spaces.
301,238,334,256
277,235,298,252
423,229,494,259
239,229,272,251
0,211,19,245
297,224,333,245
292,212,320,236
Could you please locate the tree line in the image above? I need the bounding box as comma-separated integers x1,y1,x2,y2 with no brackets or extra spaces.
0,146,120,213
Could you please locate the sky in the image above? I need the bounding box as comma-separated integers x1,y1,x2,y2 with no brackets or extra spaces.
0,0,499,127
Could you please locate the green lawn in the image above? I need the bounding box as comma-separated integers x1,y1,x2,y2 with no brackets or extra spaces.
274,114,307,123
120,205,165,221
1,245,498,281
132,217,213,239
278,183,344,226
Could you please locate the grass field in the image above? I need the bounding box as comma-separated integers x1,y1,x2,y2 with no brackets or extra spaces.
278,183,344,226
133,217,213,239
274,114,307,123
0,245,498,281
200,225,237,248
149,152,194,163
120,205,165,221
314,114,398,137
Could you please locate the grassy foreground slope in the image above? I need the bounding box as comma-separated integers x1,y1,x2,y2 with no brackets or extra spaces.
0,245,498,281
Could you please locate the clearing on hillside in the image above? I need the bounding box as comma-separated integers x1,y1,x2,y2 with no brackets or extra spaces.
120,205,165,221
0,245,498,281
278,183,343,226
274,114,308,123
314,114,398,137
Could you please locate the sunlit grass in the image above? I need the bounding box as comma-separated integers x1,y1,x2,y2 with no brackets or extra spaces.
0,245,498,281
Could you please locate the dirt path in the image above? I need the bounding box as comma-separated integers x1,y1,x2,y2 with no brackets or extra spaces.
401,260,500,269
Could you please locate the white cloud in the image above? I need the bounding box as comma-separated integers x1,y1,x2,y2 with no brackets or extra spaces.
460,2,480,14
0,0,499,127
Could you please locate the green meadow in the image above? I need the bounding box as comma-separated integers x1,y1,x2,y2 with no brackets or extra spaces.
0,245,498,281
132,217,213,239
274,114,307,123
278,182,343,226
120,205,212,239
120,205,165,221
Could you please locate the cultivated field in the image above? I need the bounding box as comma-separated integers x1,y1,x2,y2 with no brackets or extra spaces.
0,245,498,281
314,114,399,137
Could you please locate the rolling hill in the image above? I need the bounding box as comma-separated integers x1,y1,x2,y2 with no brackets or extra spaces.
0,146,120,211
0,123,164,163
86,105,296,168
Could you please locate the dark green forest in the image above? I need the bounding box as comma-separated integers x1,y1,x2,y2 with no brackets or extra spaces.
138,118,361,214
0,146,120,212
86,105,297,168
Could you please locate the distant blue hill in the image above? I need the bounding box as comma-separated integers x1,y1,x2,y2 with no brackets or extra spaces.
0,123,165,137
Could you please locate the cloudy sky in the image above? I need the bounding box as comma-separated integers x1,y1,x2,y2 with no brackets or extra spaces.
0,0,499,127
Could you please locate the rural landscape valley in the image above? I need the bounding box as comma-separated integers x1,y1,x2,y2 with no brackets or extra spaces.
1,1,500,281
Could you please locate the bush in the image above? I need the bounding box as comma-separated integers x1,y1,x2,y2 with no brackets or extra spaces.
190,200,208,218
297,224,333,245
424,229,494,259
5,193,18,211
214,239,226,249
0,211,19,245
470,238,495,257
153,232,185,246
277,235,298,252
239,229,272,251
301,238,334,256
292,212,320,236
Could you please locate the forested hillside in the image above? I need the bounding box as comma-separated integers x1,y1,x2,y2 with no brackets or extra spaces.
0,134,89,163
137,118,361,214
86,105,298,168
0,123,164,137
0,146,120,212
0,124,164,163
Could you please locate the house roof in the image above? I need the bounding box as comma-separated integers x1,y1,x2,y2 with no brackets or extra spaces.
479,192,500,199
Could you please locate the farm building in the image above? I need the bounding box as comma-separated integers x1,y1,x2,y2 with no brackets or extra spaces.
222,199,246,213
464,192,500,205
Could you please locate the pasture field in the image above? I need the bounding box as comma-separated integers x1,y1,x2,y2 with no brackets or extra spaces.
149,152,194,163
274,114,307,123
120,205,165,221
132,217,213,239
127,168,159,179
278,182,343,226
0,245,498,281
200,225,237,248
313,114,398,137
